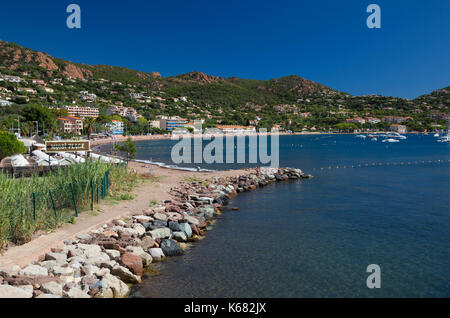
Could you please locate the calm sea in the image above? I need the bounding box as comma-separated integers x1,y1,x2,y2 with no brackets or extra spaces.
103,134,450,297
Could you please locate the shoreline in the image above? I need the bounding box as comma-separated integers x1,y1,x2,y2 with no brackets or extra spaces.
91,131,426,147
0,162,311,298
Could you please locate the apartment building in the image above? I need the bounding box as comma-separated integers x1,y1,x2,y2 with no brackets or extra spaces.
154,116,188,131
216,125,256,134
64,105,99,119
57,116,83,135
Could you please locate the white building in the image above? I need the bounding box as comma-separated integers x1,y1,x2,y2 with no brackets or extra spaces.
106,120,124,135
0,99,13,107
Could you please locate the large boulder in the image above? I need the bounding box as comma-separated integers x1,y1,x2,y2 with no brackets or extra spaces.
179,223,192,238
140,236,156,250
111,265,141,284
168,221,183,232
146,220,168,230
149,227,171,240
153,213,167,222
19,265,48,277
40,281,63,297
84,252,110,267
121,253,143,276
51,266,75,277
126,246,152,266
183,215,200,226
172,231,187,242
132,223,146,236
198,206,215,219
160,239,184,257
148,248,165,262
100,274,129,298
0,285,33,298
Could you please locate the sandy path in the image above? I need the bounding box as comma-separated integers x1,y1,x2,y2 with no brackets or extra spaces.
0,162,248,270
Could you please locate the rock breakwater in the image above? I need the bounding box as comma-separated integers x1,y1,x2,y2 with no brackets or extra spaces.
0,167,310,298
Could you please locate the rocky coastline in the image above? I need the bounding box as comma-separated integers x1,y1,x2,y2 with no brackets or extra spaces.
0,167,311,298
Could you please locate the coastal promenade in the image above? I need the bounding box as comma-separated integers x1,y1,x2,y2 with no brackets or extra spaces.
0,162,246,270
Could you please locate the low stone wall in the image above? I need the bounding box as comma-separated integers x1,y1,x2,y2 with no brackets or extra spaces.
0,167,311,298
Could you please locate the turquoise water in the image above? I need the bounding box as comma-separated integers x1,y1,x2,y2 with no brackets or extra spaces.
115,134,450,297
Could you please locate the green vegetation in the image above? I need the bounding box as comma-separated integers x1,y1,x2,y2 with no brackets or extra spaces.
0,131,27,160
114,137,137,164
0,40,448,135
0,161,136,249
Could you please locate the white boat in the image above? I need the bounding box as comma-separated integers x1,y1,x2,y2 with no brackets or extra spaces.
356,135,367,139
437,120,450,143
438,136,450,143
386,132,407,139
382,138,400,143
371,137,378,141
434,133,440,137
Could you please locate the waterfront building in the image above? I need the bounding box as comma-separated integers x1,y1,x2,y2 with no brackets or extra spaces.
106,120,124,135
155,116,188,131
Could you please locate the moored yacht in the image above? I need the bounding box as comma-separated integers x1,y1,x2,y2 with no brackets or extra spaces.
382,138,400,143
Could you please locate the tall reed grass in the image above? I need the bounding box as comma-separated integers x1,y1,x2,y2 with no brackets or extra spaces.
0,160,131,249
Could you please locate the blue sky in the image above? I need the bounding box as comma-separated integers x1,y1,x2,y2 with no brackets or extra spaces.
0,0,449,99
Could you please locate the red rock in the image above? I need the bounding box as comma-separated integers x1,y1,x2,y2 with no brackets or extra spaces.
4,276,61,286
51,248,62,253
37,254,46,262
121,253,143,276
67,250,76,258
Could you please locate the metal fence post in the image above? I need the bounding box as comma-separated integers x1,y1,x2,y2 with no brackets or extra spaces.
69,183,78,217
32,192,36,222
49,190,57,219
101,176,105,199
91,179,94,211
